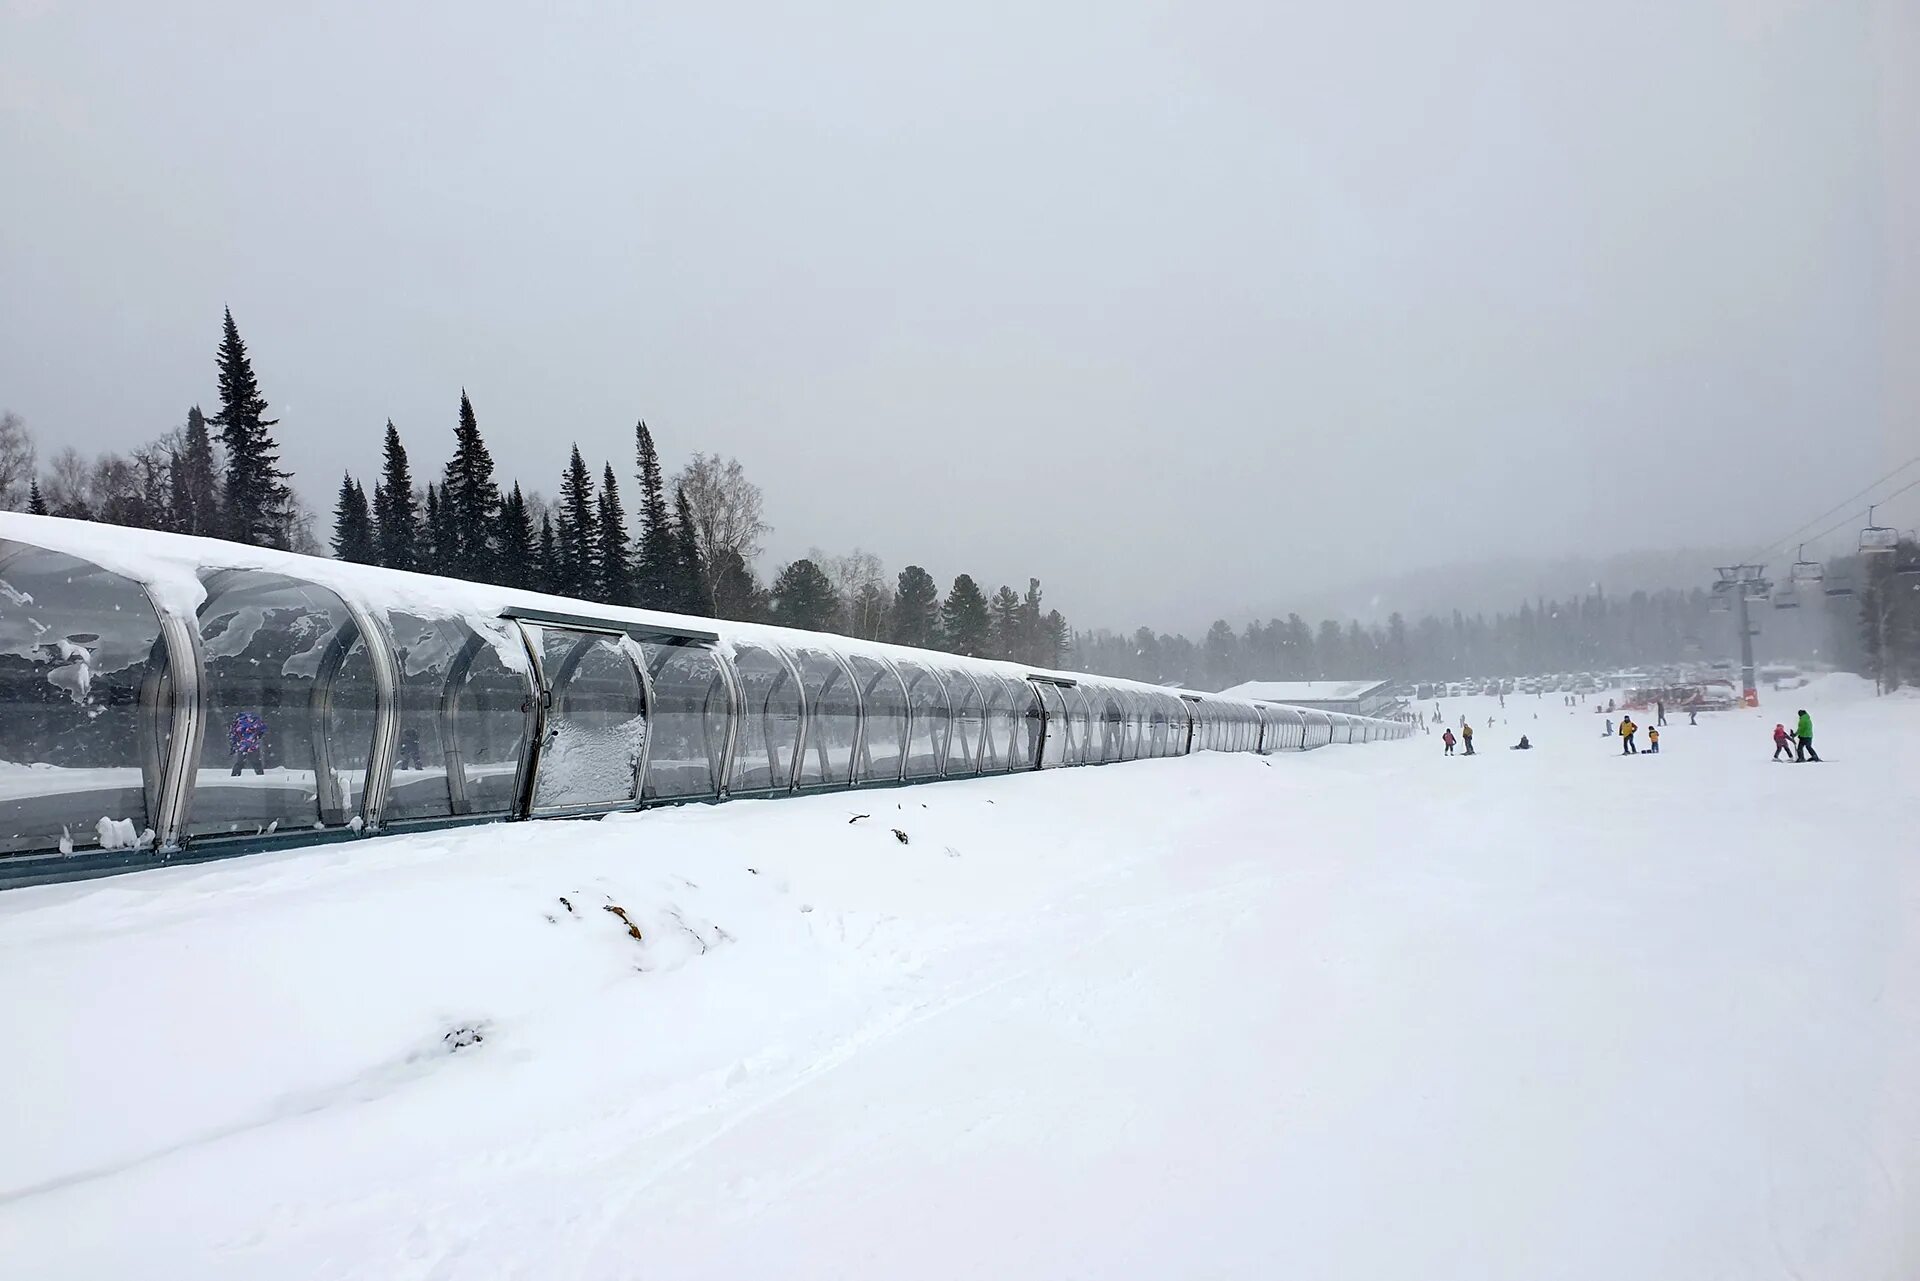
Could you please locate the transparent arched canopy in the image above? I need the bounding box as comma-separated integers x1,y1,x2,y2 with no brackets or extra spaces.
0,541,172,855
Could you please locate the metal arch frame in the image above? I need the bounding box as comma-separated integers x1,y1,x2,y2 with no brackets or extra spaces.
765,644,808,794
851,654,911,786
895,659,951,782
933,664,985,777
718,642,802,797
793,644,862,791
639,638,736,802
150,596,208,853
1009,675,1045,772
973,671,1010,773
1179,693,1200,755
345,601,401,831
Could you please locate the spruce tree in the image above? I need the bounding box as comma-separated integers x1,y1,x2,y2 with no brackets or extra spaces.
941,574,992,656
1041,610,1070,667
989,585,1023,660
331,473,377,563
372,420,419,571
556,445,598,599
211,308,292,547
1018,579,1046,665
670,483,710,615
536,511,559,594
441,392,503,581
497,484,538,590
26,478,48,516
168,407,221,536
422,482,448,568
631,419,676,608
709,548,767,622
595,463,634,604
769,558,839,630
889,565,942,648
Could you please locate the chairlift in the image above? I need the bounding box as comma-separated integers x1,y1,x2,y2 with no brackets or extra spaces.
1771,585,1800,610
1860,506,1899,555
1788,545,1824,587
1741,578,1771,603
1708,593,1731,614
1823,571,1855,599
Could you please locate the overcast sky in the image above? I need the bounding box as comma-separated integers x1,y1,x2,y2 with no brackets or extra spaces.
2,0,1914,632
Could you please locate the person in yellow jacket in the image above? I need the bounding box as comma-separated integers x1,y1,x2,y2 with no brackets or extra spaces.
1646,725,1660,754
1619,716,1638,755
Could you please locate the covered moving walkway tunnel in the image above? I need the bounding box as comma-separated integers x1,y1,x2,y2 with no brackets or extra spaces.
0,516,1414,885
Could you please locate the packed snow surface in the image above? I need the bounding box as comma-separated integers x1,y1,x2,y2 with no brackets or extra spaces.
2,676,1918,1279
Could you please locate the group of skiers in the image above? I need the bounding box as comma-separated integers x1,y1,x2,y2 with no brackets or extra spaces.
1439,700,1825,764
1772,711,1820,762
1615,715,1658,754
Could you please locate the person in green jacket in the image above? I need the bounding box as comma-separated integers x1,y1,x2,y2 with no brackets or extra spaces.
1794,709,1821,763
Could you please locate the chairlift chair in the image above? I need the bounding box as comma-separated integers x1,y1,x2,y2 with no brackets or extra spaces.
1860,507,1899,556
1788,545,1824,588
1772,585,1799,609
1823,571,1855,598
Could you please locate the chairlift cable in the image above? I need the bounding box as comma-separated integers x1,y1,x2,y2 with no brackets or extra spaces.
1790,473,1920,554
1745,454,1920,561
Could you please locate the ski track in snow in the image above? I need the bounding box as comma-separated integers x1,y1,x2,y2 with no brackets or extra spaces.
2,675,1918,1279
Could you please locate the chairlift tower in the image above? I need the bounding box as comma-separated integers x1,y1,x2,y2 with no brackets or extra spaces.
1712,564,1768,706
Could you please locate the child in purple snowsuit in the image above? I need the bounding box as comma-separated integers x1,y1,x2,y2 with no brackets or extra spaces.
229,712,267,775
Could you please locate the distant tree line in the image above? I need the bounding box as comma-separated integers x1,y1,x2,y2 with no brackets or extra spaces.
1074,589,1738,691
0,310,1071,666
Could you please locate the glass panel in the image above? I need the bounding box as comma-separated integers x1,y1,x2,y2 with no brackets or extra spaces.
792,646,858,788
385,611,532,822
1009,678,1043,771
1038,684,1069,768
896,660,949,780
643,642,730,799
1099,688,1125,762
321,641,379,823
190,570,371,838
976,673,1008,773
941,667,984,776
532,629,644,813
724,643,800,795
848,655,907,783
0,542,169,856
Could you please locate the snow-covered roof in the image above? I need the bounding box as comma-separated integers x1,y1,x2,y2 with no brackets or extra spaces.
1217,679,1391,703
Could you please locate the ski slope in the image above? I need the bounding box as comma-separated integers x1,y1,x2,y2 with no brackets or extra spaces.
2,675,1917,1279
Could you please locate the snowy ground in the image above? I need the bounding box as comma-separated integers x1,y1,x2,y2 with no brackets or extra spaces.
2,675,1917,1280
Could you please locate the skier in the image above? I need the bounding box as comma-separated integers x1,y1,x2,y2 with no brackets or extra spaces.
1510,735,1532,750
397,725,424,771
1604,718,1613,737
1460,721,1475,755
1656,700,1667,727
1441,727,1456,756
1772,723,1793,761
1688,708,1698,726
228,711,267,776
1646,725,1660,754
1619,715,1637,755
1794,709,1821,763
